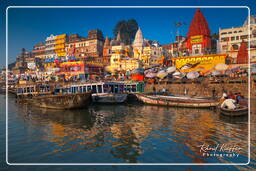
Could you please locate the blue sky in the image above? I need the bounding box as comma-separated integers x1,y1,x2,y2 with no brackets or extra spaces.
1,0,256,68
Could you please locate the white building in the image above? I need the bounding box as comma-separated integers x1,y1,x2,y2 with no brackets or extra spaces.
219,15,256,63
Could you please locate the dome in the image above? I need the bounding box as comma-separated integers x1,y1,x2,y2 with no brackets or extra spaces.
187,8,211,38
243,15,256,26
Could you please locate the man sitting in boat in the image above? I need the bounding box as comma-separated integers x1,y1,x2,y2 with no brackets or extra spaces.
221,97,237,110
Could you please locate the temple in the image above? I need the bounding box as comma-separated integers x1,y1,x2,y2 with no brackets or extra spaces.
186,8,211,56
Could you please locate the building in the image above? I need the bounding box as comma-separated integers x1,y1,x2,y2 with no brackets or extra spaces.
132,28,164,67
13,48,33,74
108,32,141,73
75,29,104,58
186,8,212,56
32,42,45,59
55,34,67,57
45,34,56,58
219,15,256,63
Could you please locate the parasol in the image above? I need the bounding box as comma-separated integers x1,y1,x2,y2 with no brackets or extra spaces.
145,72,157,78
157,71,168,78
211,70,221,76
166,66,176,73
186,71,199,79
215,63,228,71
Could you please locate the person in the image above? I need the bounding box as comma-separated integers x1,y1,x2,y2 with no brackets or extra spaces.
228,91,235,100
212,88,216,99
153,86,156,95
221,97,237,110
236,92,242,104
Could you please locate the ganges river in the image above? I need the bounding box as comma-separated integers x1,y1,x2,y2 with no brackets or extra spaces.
0,94,256,170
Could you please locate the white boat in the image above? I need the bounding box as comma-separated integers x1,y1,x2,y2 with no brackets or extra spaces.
92,93,127,103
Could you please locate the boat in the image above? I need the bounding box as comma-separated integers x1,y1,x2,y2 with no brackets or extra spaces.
31,92,91,110
92,93,127,103
135,93,219,108
220,106,248,117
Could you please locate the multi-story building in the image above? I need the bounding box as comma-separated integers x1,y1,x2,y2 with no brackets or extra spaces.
55,34,67,57
45,34,56,58
108,32,141,73
13,48,33,74
219,15,256,63
32,42,45,59
75,29,104,58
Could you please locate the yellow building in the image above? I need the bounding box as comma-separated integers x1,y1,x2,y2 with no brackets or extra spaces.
55,34,66,57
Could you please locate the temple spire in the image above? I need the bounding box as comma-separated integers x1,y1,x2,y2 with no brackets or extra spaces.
237,41,248,64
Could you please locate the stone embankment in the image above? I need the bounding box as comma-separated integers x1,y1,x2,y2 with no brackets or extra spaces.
144,77,256,98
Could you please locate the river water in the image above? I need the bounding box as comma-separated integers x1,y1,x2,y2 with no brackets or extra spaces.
1,94,256,170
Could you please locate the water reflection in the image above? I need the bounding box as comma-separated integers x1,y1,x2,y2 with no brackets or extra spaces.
12,98,250,164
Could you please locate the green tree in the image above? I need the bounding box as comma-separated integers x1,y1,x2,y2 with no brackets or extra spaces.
113,19,139,45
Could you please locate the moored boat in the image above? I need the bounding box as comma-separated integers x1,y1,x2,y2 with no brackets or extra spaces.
135,93,219,108
31,92,91,110
220,106,248,117
92,93,127,103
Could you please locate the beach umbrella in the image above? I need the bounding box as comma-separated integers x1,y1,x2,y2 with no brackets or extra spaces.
166,66,176,73
215,63,228,71
145,72,157,78
186,71,199,79
157,71,168,78
211,70,221,76
172,71,185,79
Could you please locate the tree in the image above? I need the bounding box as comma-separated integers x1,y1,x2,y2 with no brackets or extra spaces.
113,19,139,45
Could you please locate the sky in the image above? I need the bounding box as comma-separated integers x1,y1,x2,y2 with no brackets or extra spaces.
0,0,256,68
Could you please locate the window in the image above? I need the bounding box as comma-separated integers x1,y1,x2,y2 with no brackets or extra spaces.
236,36,239,40
221,32,227,35
232,44,239,50
231,37,235,41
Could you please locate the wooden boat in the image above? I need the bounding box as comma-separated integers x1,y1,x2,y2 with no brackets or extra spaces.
92,93,127,103
31,92,91,110
220,106,248,117
135,93,219,108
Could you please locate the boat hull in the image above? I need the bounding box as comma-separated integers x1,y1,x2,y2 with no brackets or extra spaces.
135,93,219,108
92,93,127,103
220,107,248,117
32,93,91,110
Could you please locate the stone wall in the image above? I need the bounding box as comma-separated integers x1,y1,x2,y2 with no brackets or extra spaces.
144,81,255,98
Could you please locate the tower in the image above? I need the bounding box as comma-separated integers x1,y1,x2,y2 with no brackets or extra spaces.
103,36,111,57
186,8,211,56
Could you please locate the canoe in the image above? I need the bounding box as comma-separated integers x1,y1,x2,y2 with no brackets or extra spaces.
135,93,219,108
31,92,91,110
220,106,248,117
92,93,127,103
